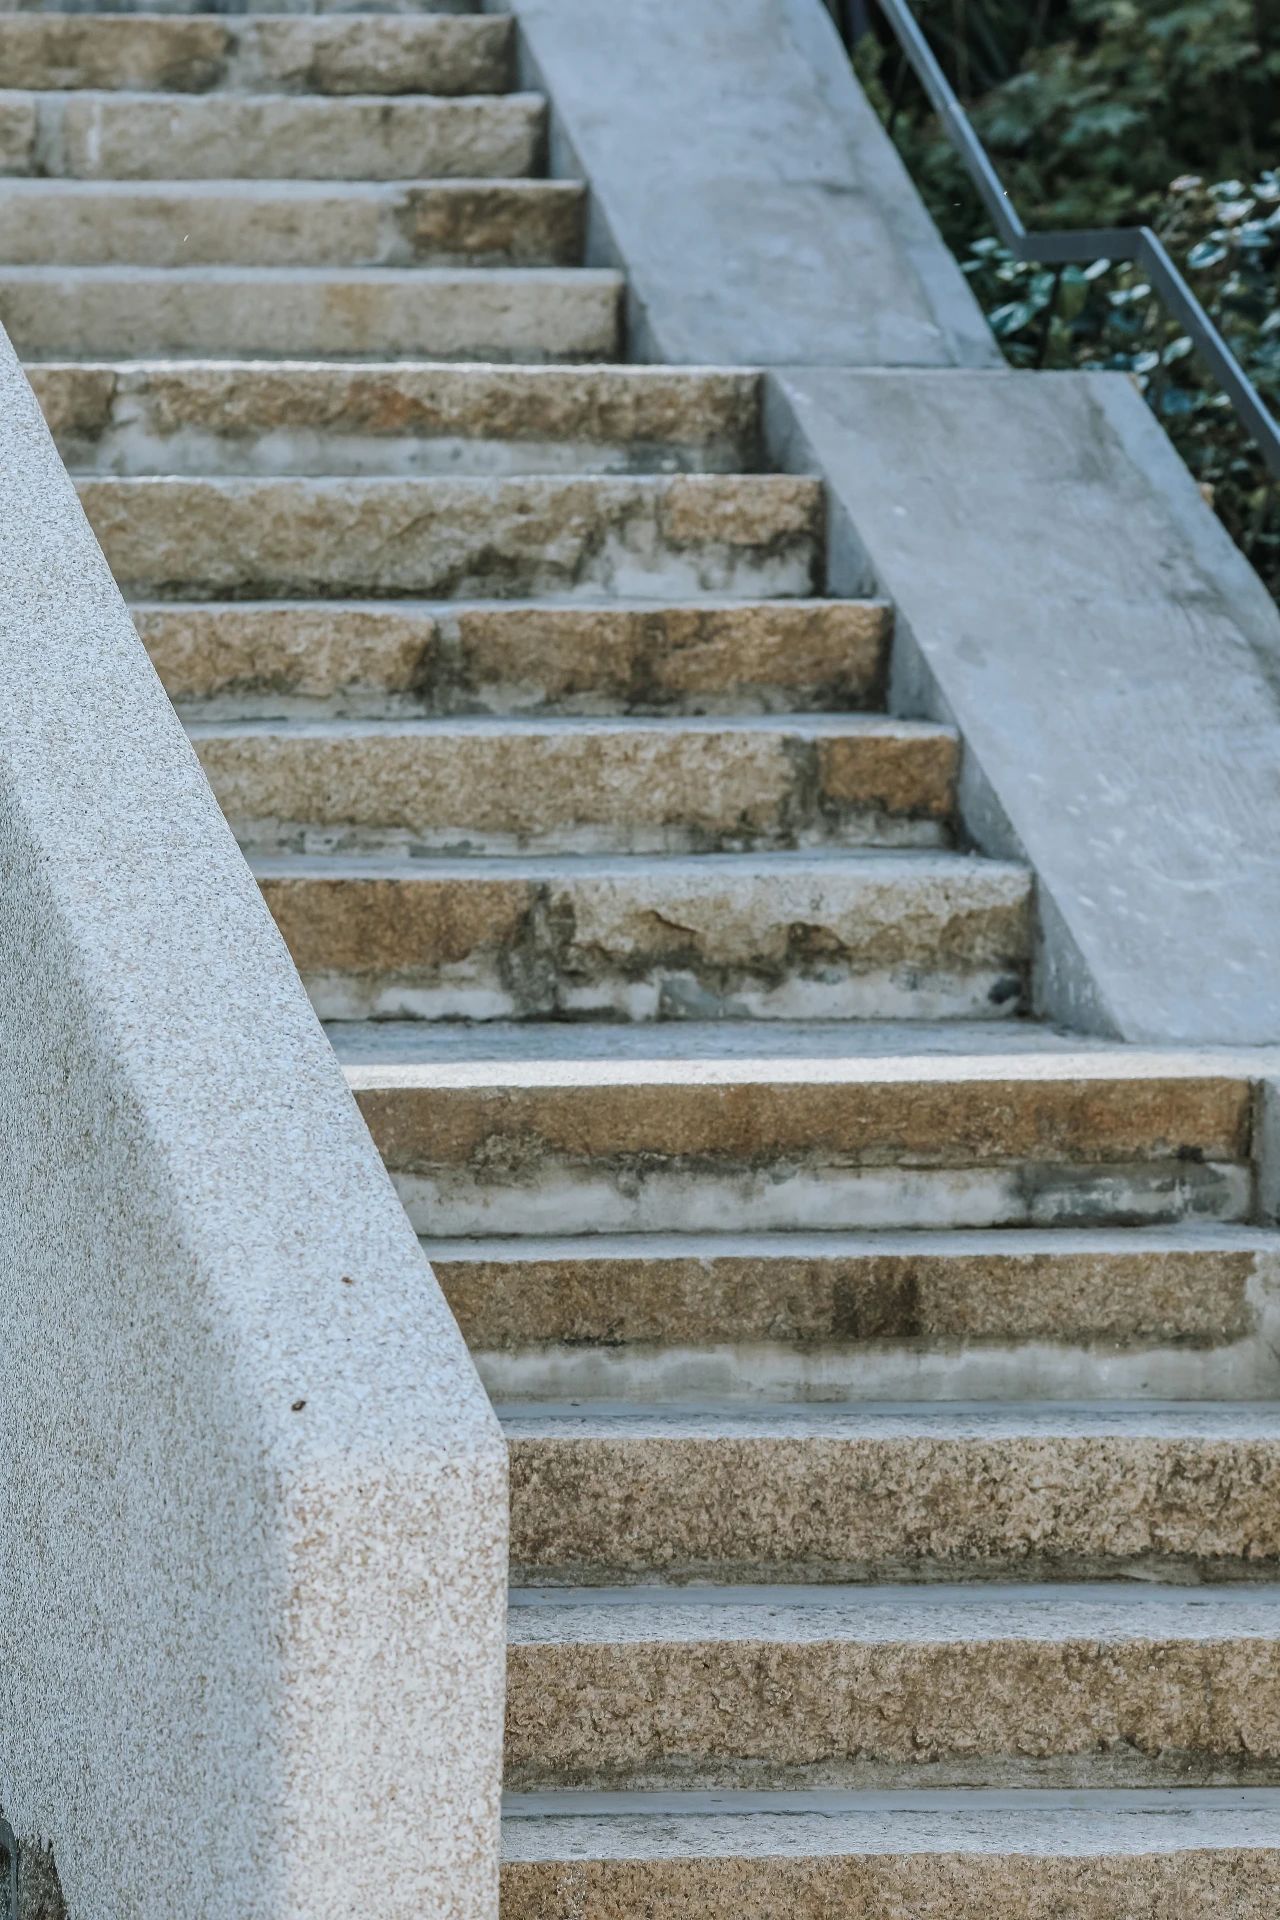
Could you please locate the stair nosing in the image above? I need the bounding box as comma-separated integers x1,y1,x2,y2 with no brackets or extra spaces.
494,1399,1280,1435
420,1220,1278,1261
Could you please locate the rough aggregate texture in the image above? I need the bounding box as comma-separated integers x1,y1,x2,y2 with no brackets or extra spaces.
130,599,884,716
196,717,955,855
34,362,759,471
434,1235,1261,1351
505,1628,1280,1788
358,1068,1251,1173
255,852,1029,1019
0,180,585,268
498,1844,1280,1918
505,1425,1280,1582
0,13,513,93
3,88,544,179
2,266,622,360
78,474,820,599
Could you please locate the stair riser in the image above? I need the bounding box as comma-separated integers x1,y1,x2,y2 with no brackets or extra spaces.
498,1848,1280,1919
39,366,759,477
262,865,1028,1021
10,271,620,360
200,727,953,858
3,184,582,268
505,1434,1280,1583
0,14,512,93
357,1075,1253,1235
137,601,883,717
445,1241,1277,1401
200,721,955,856
81,475,819,599
216,784,949,861
438,1242,1263,1350
302,963,1023,1023
0,89,543,178
505,1636,1280,1790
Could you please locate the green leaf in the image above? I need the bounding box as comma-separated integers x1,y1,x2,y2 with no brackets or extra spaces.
988,298,1043,336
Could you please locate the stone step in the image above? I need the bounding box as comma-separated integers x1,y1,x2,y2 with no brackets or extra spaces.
0,87,542,178
499,1403,1280,1584
504,1585,1280,1790
81,474,820,599
253,848,1029,1021
138,598,886,719
40,364,759,476
499,1789,1280,1917
330,1022,1255,1235
193,715,956,857
8,265,620,358
2,180,584,268
426,1225,1280,1404
0,12,512,92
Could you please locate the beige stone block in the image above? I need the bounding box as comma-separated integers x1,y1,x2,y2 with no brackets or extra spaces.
50,89,543,179
79,475,819,598
5,265,620,360
127,599,887,717
435,1236,1259,1352
499,1843,1280,1919
0,181,584,269
0,90,37,173
36,363,758,471
505,1419,1280,1581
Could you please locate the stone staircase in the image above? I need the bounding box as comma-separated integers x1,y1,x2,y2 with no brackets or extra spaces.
8,0,1280,1910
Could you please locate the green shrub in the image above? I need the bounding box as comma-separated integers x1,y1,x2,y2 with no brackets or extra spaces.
853,1,1280,592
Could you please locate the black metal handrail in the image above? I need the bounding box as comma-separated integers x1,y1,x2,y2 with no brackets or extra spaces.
835,0,1280,483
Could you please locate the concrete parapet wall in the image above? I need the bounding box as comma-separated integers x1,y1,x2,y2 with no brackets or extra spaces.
0,327,506,1916
767,367,1280,1045
495,0,998,368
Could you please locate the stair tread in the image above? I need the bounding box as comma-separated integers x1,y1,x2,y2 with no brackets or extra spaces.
424,1221,1278,1262
4,176,578,199
11,261,618,284
192,711,951,739
5,177,586,268
6,1,485,11
326,1015,1234,1070
506,1580,1280,1644
0,81,537,99
58,356,742,373
134,593,865,611
252,846,1007,880
496,1400,1280,1437
500,1786,1280,1855
136,597,892,715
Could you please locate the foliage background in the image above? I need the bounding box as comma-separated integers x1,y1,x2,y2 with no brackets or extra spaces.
848,0,1280,594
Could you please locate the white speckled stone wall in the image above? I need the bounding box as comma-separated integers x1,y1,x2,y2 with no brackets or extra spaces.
0,325,506,1918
